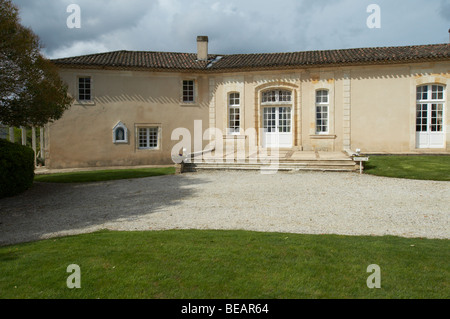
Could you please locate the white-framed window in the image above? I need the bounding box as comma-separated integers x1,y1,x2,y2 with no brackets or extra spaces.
138,127,160,150
315,90,329,134
261,90,292,104
417,84,444,102
278,107,291,133
78,76,92,101
182,80,195,103
228,92,240,134
416,84,445,133
113,122,128,144
263,107,292,133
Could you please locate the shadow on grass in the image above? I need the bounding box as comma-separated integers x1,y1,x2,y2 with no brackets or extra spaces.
34,167,176,183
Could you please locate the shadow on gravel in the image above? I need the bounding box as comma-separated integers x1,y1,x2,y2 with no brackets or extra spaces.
0,173,209,246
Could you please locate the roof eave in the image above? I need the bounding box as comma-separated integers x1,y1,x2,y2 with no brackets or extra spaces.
52,56,450,74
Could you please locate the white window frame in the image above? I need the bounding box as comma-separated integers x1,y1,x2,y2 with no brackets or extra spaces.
228,92,241,135
262,107,292,133
416,84,445,133
113,121,128,144
261,90,292,105
415,84,446,149
137,126,160,150
77,76,92,102
315,90,329,134
182,79,196,104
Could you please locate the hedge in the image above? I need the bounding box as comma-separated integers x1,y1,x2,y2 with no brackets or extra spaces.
0,139,35,198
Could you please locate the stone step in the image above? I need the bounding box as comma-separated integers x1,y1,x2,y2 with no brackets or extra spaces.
183,160,359,172
199,160,355,165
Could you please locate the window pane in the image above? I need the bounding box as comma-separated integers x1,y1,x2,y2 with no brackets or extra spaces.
417,85,428,100
278,107,291,133
229,105,240,133
416,87,421,101
316,90,328,103
229,93,240,106
78,77,91,101
262,91,276,103
149,128,158,148
431,104,443,132
139,128,148,148
437,86,444,100
262,90,292,103
431,85,444,100
316,98,329,134
183,80,194,102
138,128,159,149
279,90,292,102
115,128,125,141
416,104,427,132
263,108,276,132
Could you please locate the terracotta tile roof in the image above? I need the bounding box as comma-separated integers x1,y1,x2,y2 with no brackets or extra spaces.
52,43,450,72
52,51,213,70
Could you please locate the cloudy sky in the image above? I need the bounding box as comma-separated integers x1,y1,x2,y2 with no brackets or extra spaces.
11,0,450,59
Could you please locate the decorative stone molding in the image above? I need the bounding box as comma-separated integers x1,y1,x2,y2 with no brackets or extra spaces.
113,121,128,144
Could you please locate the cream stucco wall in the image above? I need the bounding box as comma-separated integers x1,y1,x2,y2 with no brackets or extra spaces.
210,61,449,155
351,62,450,152
48,61,449,168
48,69,210,168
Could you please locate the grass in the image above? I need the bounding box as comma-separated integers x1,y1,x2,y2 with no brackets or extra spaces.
364,155,450,181
0,230,448,299
34,167,176,183
33,156,450,183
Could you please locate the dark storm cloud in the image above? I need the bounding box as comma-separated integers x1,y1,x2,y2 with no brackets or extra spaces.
10,0,450,59
13,0,152,56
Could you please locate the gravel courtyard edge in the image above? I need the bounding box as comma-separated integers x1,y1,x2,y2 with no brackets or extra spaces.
0,170,449,246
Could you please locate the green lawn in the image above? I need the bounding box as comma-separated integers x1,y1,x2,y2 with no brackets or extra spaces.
364,155,450,181
0,230,448,299
34,167,176,183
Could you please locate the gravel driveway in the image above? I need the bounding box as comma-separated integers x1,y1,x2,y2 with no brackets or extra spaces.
0,170,449,246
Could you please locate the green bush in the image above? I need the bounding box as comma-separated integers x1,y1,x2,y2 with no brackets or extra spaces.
0,139,35,198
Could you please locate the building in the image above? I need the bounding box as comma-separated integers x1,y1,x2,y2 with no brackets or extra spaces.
46,37,450,169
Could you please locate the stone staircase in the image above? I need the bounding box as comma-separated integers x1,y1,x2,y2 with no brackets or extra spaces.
181,150,360,172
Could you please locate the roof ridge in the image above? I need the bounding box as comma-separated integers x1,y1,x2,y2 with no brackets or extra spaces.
51,43,450,71
52,43,449,60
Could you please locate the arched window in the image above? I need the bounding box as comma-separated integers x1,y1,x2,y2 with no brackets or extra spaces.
261,90,292,104
113,121,128,144
316,90,329,134
228,92,240,134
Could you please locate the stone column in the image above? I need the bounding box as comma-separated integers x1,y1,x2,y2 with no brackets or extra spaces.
343,72,352,151
9,127,14,142
21,126,27,146
40,127,44,159
32,126,37,166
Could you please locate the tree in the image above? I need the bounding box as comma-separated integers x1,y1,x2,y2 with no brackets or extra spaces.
0,0,73,127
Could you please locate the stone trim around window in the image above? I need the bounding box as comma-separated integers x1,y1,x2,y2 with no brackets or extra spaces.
75,75,95,105
135,125,162,150
113,121,128,144
180,79,198,105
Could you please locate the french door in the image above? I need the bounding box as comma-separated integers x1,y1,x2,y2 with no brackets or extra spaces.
416,85,445,149
262,107,292,148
